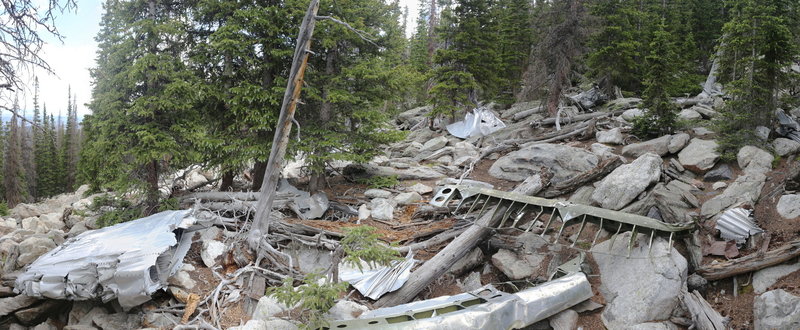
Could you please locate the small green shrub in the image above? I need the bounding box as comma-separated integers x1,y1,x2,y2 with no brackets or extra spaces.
91,195,142,228
267,273,348,330
341,226,401,271
358,175,399,189
0,202,9,217
158,197,179,212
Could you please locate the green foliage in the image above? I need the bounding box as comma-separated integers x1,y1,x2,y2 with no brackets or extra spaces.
91,195,142,228
0,201,9,217
158,197,179,212
358,175,399,189
340,226,401,271
634,20,679,138
714,0,798,155
267,273,348,330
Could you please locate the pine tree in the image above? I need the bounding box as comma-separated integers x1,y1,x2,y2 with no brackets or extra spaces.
81,0,203,213
430,0,501,118
5,98,29,207
297,0,410,191
634,20,679,137
587,0,646,93
62,89,79,191
715,0,798,153
494,0,532,105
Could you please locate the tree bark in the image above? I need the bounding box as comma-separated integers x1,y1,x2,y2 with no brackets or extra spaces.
250,0,320,244
252,160,268,191
145,159,160,215
219,171,235,192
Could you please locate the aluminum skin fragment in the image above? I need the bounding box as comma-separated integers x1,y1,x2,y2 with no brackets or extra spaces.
15,210,199,310
329,272,593,329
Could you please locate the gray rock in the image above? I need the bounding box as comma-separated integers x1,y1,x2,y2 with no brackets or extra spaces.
346,164,447,181
230,318,298,330
201,240,225,268
773,138,800,156
0,240,19,272
693,127,715,136
754,289,800,330
0,295,39,317
592,232,687,329
678,109,702,120
777,195,800,219
449,248,484,276
393,192,422,205
199,226,221,242
370,198,394,221
167,269,196,290
512,175,548,196
753,262,800,294
17,236,56,268
32,319,59,330
703,164,733,182
21,214,64,234
568,186,595,205
738,146,773,175
622,135,672,157
489,143,599,183
252,296,291,320
418,136,449,158
458,271,483,292
701,172,767,218
407,183,433,195
692,105,718,118
10,185,90,219
92,313,142,330
592,153,662,210
452,141,479,166
755,126,771,141
621,108,643,120
548,309,578,330
490,249,545,280
591,143,617,160
597,128,624,145
630,322,679,330
143,312,180,329
687,274,708,293
357,204,370,221
327,300,368,321
668,133,691,154
712,181,728,190
678,138,719,173
401,142,423,158
287,246,331,274
364,189,392,199
14,300,62,326
67,221,89,237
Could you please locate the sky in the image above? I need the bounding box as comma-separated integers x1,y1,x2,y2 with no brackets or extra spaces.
18,0,420,119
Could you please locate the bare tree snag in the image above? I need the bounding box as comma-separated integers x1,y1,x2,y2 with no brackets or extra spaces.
249,0,320,247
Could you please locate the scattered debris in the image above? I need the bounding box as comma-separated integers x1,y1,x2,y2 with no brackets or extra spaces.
329,272,592,329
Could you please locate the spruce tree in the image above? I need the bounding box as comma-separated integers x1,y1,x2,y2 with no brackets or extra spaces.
634,20,679,137
81,0,203,213
715,0,798,153
5,98,29,207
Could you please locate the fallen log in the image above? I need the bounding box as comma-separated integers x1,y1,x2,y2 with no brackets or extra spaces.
532,109,624,127
374,204,509,308
681,290,728,330
394,228,467,254
376,181,536,307
696,239,800,281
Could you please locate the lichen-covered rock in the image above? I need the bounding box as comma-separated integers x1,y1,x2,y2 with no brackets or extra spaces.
591,232,687,329
737,145,773,175
591,153,661,210
677,138,719,173
489,143,598,183
754,289,800,330
622,135,672,157
777,194,800,219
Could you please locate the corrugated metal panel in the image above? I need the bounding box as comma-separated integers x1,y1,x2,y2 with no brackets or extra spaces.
716,208,763,243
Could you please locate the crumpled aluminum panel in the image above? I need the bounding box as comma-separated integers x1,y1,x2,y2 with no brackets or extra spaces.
15,210,197,309
339,253,416,300
446,107,506,139
716,208,763,243
329,272,593,329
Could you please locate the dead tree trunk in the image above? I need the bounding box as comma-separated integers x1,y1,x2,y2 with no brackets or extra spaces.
219,171,235,192
696,239,800,281
249,0,320,247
